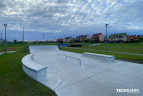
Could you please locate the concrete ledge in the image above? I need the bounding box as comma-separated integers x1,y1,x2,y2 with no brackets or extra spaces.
82,52,114,62
22,54,47,80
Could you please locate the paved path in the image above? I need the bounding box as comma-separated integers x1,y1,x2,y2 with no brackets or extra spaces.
0,51,16,55
30,46,143,96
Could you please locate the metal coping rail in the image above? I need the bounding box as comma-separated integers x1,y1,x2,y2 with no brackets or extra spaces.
57,53,81,65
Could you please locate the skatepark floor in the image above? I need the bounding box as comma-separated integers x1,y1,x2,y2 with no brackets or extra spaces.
28,46,143,96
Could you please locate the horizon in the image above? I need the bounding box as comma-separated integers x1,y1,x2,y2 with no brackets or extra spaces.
1,31,143,41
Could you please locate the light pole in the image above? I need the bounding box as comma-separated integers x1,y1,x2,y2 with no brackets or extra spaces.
114,30,116,47
1,33,2,45
20,27,24,44
105,24,109,55
43,34,44,44
4,24,7,53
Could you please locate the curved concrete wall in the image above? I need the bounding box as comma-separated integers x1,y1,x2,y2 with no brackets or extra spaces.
29,45,59,53
22,54,47,81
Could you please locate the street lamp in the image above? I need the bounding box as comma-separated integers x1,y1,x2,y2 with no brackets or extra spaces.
20,27,24,44
114,30,116,47
42,34,44,44
105,24,109,55
4,24,7,53
0,33,2,45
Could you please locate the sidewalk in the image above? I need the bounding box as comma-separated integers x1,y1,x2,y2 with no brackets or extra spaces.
0,51,16,55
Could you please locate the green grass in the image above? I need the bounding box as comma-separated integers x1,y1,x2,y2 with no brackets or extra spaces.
82,43,143,54
0,45,56,96
60,43,143,60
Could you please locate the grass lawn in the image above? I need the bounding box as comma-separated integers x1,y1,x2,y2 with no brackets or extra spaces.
60,47,143,60
82,43,143,54
0,45,56,96
60,43,143,62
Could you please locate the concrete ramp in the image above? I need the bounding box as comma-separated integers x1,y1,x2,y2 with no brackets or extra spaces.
22,45,143,96
29,45,59,53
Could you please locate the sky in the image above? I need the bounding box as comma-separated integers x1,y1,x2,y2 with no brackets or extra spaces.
0,0,143,41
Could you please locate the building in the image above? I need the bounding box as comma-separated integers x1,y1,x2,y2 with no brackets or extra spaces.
63,37,73,43
56,38,63,43
72,38,76,43
91,33,104,42
108,33,127,42
76,35,90,42
127,35,139,42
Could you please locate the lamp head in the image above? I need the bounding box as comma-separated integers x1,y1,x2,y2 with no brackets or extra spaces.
4,24,7,27
105,24,109,26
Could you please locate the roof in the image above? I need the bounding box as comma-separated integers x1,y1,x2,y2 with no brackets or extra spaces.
93,33,102,37
56,38,63,41
64,37,72,39
91,33,102,38
127,35,139,39
76,35,88,39
109,33,127,39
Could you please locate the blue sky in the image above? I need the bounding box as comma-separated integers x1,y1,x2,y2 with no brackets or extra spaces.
0,0,143,41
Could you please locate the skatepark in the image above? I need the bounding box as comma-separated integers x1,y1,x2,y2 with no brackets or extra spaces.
22,45,143,96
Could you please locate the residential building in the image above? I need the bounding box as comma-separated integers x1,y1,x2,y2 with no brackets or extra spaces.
56,38,63,43
127,35,139,42
91,33,104,42
63,37,73,43
108,33,127,42
72,38,76,43
76,35,90,42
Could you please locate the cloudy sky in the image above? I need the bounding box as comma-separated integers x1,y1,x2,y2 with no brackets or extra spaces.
0,0,143,41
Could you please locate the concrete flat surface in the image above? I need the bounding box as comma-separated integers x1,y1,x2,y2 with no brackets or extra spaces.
30,45,143,96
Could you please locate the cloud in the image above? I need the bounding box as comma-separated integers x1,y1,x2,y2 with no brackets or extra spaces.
0,0,143,40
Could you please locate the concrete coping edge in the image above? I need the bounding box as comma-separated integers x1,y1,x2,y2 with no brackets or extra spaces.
22,54,47,72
